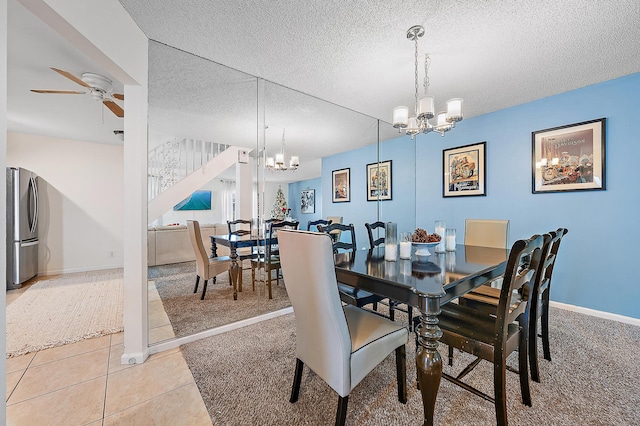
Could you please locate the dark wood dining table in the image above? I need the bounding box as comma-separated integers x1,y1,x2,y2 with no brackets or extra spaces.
210,234,275,300
334,244,508,426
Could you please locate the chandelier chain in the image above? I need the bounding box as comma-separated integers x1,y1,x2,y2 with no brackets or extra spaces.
414,36,420,116
424,54,430,95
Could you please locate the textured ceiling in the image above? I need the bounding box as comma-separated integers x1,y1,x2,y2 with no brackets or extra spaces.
120,0,640,122
7,0,640,182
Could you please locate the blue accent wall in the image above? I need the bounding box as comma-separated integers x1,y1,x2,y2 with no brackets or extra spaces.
292,72,640,320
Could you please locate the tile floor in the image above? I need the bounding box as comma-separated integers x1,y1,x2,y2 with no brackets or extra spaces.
6,275,213,425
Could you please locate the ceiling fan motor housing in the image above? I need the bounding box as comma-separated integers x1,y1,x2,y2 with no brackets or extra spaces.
82,72,112,100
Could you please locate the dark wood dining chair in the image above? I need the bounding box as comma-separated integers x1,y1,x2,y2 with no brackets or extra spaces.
436,234,544,426
226,219,255,290
364,221,385,248
458,228,568,382
319,223,385,314
364,221,415,328
307,219,331,231
251,220,299,299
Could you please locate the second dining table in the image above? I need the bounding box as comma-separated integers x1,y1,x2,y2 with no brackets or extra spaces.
334,244,508,426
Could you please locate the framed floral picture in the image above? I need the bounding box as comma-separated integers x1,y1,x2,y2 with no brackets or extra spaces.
366,160,392,201
443,142,486,197
332,168,350,203
532,118,606,193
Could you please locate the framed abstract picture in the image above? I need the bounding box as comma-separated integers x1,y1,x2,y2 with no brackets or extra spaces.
332,168,350,203
443,142,486,197
300,189,315,213
366,160,392,201
532,118,606,193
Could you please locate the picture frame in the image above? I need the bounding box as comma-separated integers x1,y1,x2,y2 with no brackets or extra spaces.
332,168,350,203
366,160,392,201
300,189,315,214
532,118,606,193
443,142,486,197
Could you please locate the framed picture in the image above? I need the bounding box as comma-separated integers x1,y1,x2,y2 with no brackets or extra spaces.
300,189,315,214
443,142,486,197
532,118,606,193
366,160,392,201
332,168,350,203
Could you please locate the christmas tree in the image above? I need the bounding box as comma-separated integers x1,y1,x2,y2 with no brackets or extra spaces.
270,186,289,220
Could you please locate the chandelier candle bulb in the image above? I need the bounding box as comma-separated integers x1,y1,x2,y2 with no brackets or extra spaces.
393,106,409,128
290,156,299,167
418,96,435,119
446,98,463,122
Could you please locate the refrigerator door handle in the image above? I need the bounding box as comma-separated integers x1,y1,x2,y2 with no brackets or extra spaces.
21,240,39,248
33,176,39,232
29,176,38,234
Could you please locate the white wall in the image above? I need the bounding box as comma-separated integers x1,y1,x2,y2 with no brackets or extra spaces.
7,132,124,274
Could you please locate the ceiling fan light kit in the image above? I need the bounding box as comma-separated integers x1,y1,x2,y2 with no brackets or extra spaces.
392,25,463,138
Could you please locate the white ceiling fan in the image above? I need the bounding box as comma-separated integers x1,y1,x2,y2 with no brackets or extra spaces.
31,67,124,117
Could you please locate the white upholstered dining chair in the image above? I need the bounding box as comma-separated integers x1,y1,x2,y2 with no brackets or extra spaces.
187,220,231,300
277,229,408,426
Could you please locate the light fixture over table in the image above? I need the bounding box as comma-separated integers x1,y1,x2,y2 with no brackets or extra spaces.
392,25,463,138
266,128,299,172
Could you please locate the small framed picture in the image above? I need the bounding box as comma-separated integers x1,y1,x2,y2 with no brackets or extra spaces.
300,189,315,214
332,168,350,203
366,160,392,201
443,142,486,197
532,118,606,193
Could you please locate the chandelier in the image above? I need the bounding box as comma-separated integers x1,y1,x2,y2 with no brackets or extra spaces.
392,25,463,138
266,129,299,171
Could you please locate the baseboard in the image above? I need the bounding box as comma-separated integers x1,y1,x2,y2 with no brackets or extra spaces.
39,264,124,276
550,301,640,327
148,306,294,355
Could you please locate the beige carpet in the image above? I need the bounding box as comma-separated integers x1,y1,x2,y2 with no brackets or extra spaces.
6,270,124,358
182,306,640,425
151,261,291,339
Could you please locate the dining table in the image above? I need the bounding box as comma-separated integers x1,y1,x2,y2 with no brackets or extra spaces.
210,234,276,300
334,244,508,426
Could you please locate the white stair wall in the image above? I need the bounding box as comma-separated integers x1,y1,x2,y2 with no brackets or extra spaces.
148,146,242,223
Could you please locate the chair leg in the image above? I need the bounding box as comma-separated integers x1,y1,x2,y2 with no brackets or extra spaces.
541,290,551,361
408,306,414,332
519,326,532,406
267,268,273,299
290,358,304,403
251,264,256,292
200,279,208,300
494,352,508,426
448,345,454,366
395,345,407,403
193,275,200,293
529,300,541,383
389,301,395,321
372,302,378,311
335,395,349,426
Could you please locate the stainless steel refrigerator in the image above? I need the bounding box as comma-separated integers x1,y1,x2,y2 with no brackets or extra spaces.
6,167,39,290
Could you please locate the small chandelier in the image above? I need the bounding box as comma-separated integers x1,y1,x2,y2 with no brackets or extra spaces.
266,129,299,171
392,25,463,138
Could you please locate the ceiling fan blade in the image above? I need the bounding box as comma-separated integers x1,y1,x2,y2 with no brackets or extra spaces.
112,93,124,101
50,67,91,88
103,100,124,118
31,89,85,94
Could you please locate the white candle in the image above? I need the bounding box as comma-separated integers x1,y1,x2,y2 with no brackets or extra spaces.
435,226,446,253
399,241,412,259
446,235,456,251
385,243,398,261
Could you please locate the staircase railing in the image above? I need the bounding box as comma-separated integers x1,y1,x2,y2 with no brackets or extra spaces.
148,138,230,200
